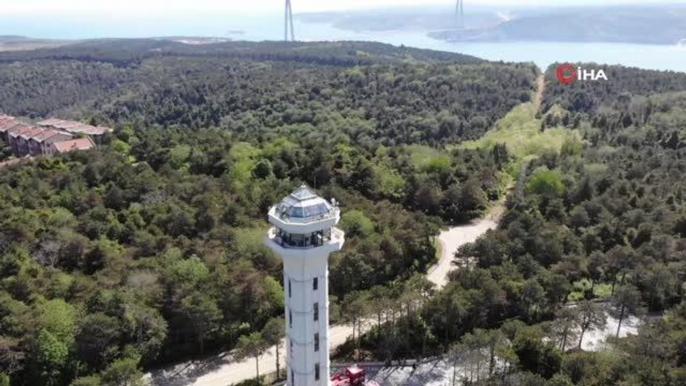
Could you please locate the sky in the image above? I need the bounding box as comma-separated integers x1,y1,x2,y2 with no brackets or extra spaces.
0,0,681,16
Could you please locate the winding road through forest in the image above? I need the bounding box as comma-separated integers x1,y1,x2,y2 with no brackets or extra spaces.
145,73,544,386
428,207,502,289
145,210,501,386
145,75,639,386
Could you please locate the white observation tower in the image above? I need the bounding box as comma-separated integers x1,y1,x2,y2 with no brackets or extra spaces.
265,185,345,386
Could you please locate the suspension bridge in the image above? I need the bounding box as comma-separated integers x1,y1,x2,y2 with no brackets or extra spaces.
282,1,466,42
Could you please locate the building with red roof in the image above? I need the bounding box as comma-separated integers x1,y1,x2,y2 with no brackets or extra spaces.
0,116,19,143
47,137,95,155
0,115,101,158
37,118,112,140
28,130,73,156
17,127,46,157
7,125,37,156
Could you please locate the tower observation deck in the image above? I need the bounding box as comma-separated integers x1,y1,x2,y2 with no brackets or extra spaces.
265,185,345,386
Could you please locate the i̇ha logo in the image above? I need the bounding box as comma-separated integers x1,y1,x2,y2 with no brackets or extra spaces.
556,63,608,84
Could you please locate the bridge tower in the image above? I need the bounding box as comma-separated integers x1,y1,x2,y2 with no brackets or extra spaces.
456,0,465,28
285,0,295,41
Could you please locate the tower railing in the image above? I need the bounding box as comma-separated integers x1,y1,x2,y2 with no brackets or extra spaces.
270,206,338,224
268,227,343,249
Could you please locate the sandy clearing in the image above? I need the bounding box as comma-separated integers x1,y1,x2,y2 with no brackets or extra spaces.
427,218,498,289
428,203,503,289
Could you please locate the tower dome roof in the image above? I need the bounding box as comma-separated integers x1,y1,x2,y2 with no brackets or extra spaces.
275,185,334,220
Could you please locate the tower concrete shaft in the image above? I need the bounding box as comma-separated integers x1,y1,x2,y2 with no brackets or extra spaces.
265,186,344,386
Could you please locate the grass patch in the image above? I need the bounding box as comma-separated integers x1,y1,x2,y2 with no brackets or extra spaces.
453,102,581,177
404,144,450,170
569,278,613,301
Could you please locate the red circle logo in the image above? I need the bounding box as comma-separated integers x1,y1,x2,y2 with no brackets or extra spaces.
556,63,577,84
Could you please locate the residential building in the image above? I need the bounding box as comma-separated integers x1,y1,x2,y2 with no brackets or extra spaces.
17,127,45,157
28,130,73,156
0,115,100,158
0,116,19,143
47,137,95,155
7,125,37,156
37,119,112,144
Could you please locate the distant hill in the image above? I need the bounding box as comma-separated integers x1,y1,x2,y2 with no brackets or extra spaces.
0,35,76,52
299,8,502,32
301,5,686,46
0,35,28,41
431,6,686,45
0,38,483,66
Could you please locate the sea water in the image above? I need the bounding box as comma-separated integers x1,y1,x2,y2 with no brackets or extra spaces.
1,12,685,73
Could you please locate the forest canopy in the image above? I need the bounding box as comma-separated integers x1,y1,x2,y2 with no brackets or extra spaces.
1,40,685,386
0,40,536,385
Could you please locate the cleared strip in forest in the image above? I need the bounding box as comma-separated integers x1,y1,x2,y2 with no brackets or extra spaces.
453,80,580,178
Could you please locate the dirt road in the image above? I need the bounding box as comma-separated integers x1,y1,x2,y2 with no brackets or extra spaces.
427,215,500,289
145,73,546,386
145,211,501,385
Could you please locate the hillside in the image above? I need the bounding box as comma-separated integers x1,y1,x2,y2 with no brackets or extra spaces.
431,6,686,45
0,35,75,52
0,39,527,142
1,38,686,386
345,63,686,384
0,40,533,386
300,5,686,46
0,38,482,66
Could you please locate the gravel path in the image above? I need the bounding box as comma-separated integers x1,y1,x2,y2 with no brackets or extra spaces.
427,216,498,289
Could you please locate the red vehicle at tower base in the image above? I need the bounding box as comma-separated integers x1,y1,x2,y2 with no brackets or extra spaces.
331,366,380,386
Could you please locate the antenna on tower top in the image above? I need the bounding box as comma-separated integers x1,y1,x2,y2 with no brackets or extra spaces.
456,0,465,29
285,0,295,42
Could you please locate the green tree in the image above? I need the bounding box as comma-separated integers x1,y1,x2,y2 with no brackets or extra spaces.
610,284,643,338
547,373,574,386
513,325,562,379
110,139,131,156
603,246,637,295
121,303,168,364
575,301,607,350
27,299,76,384
549,307,579,352
100,357,144,386
31,329,69,385
338,210,374,238
459,331,489,382
75,313,122,371
37,299,76,343
527,170,565,198
341,291,369,360
461,178,488,215
261,318,285,378
235,332,269,381
252,159,274,179
179,292,222,355
69,376,102,386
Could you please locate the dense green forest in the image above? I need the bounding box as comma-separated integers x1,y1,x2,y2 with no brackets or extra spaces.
0,40,535,385
340,65,686,385
2,38,686,386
